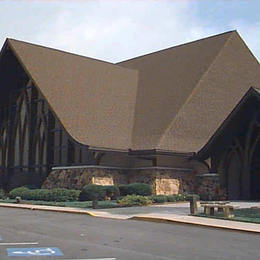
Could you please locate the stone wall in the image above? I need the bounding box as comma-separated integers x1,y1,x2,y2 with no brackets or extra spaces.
128,168,195,195
195,174,226,200
42,167,222,198
42,167,127,190
42,166,196,195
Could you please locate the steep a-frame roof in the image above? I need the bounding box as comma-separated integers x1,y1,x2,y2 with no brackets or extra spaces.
118,31,260,152
6,39,138,150
2,31,260,153
117,31,234,151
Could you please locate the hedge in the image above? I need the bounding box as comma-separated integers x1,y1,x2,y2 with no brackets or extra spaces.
9,187,80,202
79,185,120,201
150,195,168,203
104,185,120,200
167,194,186,202
118,195,153,206
118,183,152,196
79,185,106,201
149,194,188,203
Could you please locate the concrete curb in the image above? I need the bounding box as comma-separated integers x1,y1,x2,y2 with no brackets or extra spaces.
0,203,97,217
129,216,260,234
0,203,259,234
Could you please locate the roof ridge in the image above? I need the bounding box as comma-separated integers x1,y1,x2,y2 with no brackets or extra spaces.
6,38,132,71
156,31,235,149
116,30,236,64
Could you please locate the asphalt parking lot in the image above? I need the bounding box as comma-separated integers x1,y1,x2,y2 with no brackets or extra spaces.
0,207,259,260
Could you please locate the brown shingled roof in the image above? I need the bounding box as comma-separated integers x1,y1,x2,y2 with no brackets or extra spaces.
3,31,260,153
7,39,138,150
118,31,260,152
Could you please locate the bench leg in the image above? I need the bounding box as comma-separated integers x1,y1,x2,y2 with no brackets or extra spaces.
224,208,229,218
218,207,223,213
205,207,210,215
229,208,234,218
224,208,234,218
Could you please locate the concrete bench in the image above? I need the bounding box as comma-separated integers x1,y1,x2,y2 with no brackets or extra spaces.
200,201,229,211
202,204,238,218
200,201,229,206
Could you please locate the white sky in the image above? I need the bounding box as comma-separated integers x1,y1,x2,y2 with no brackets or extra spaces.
1,0,260,62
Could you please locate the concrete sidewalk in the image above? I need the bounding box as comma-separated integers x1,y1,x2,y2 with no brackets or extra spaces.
0,202,259,233
130,213,260,233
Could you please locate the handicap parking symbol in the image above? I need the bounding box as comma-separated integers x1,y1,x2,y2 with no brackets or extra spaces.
7,247,63,256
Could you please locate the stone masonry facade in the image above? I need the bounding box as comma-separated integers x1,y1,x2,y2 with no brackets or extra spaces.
42,167,128,190
127,168,196,195
195,174,226,200
41,167,220,196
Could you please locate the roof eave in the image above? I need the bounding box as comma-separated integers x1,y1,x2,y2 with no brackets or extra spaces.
197,87,260,159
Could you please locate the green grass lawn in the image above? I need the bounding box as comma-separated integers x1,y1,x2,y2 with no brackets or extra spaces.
0,199,119,209
198,208,260,224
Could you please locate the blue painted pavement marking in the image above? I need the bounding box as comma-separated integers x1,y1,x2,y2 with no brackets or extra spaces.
0,235,2,241
7,247,63,257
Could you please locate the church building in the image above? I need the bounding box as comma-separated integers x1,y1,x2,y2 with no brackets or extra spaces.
0,31,260,200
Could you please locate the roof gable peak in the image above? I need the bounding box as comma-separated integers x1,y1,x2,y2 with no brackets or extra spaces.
117,30,235,64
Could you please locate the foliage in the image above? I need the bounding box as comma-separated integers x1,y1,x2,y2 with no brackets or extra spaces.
9,187,80,202
9,187,30,199
103,185,120,200
118,184,129,196
45,188,80,202
118,183,152,196
79,185,106,201
149,194,188,203
150,195,168,203
0,189,6,199
118,195,153,206
167,194,186,202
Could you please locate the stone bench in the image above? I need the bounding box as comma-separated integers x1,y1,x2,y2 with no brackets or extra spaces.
200,201,229,211
200,201,229,205
202,204,238,218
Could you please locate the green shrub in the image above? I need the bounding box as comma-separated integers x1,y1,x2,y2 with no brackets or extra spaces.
118,195,152,206
118,183,152,196
9,187,80,202
45,189,80,202
166,195,176,202
79,185,106,201
166,194,187,202
0,189,5,199
118,184,129,196
148,194,188,203
103,185,120,200
129,183,152,196
9,187,30,199
150,195,168,203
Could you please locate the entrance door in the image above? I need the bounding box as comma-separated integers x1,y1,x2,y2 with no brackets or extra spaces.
227,151,241,200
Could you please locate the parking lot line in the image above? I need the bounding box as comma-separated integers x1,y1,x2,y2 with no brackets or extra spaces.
0,242,39,246
64,259,116,260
